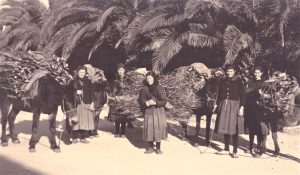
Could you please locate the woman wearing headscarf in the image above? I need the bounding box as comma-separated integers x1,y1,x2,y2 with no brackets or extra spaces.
139,71,168,154
214,64,246,158
72,66,95,144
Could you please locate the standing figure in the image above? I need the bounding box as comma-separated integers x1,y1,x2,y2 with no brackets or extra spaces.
72,66,95,144
214,65,246,158
244,66,268,157
260,71,285,157
139,71,168,154
109,63,133,138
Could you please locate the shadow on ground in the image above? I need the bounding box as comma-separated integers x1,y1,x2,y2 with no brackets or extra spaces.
0,156,45,175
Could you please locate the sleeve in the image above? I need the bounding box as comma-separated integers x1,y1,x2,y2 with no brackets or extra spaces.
155,85,167,108
73,80,81,90
239,79,246,107
216,79,222,105
138,87,148,108
89,80,95,102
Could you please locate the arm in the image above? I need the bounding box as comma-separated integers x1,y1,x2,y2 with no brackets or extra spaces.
239,78,246,107
155,85,167,108
138,87,149,108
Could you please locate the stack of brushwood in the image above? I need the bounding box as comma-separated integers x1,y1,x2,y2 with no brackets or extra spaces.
83,64,106,83
160,66,206,122
113,65,216,121
112,70,145,118
259,72,299,122
0,49,72,97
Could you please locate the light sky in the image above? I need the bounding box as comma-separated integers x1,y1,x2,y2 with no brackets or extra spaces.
0,0,49,9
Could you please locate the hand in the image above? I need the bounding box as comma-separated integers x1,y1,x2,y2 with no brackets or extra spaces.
148,99,156,105
212,105,218,114
90,103,95,111
239,106,244,116
115,96,124,102
76,90,83,95
146,101,150,107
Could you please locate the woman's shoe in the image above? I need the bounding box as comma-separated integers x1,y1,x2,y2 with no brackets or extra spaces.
72,139,78,144
231,153,239,158
144,148,155,154
155,149,163,155
80,139,89,144
216,149,229,155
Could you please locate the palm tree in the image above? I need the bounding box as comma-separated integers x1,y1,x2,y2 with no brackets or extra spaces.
0,0,48,51
124,0,223,72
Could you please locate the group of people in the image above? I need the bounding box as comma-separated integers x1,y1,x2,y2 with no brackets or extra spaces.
214,65,282,158
68,63,282,157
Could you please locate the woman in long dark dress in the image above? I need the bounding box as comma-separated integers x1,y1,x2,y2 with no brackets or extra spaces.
214,65,246,158
72,66,95,144
244,66,268,157
139,71,168,154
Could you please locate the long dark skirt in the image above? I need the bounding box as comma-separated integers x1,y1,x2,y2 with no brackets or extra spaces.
143,107,167,142
73,103,95,131
244,108,261,135
215,99,244,135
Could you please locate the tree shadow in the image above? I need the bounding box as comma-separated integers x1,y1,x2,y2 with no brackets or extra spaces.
0,156,45,175
125,119,147,149
10,119,55,149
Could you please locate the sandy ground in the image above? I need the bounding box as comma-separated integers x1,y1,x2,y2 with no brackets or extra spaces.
0,107,299,175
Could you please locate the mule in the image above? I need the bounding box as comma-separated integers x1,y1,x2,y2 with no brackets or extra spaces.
193,76,220,146
0,75,71,152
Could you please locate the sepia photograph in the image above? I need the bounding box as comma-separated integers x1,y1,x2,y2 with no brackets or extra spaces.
0,0,299,174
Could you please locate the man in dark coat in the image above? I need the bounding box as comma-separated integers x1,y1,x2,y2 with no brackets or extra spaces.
108,63,134,137
244,66,268,157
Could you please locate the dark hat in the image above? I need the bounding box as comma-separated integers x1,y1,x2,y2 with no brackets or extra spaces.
224,64,236,71
254,65,263,72
116,63,125,70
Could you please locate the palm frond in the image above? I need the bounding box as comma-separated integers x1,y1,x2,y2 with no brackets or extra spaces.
223,25,253,65
88,36,106,60
43,23,83,57
180,31,219,48
185,0,222,19
152,36,182,72
62,22,98,59
0,23,41,50
141,14,185,34
189,23,208,33
229,0,259,24
47,7,99,39
142,39,166,52
96,6,121,32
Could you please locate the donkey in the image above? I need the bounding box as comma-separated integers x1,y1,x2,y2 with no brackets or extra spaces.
0,74,72,152
193,76,220,146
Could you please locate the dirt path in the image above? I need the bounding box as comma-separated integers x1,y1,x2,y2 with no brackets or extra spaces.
0,109,299,175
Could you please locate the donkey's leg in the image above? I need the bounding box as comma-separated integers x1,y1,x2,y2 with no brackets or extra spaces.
29,109,41,152
205,111,212,146
1,100,12,146
92,111,100,137
8,107,21,144
49,107,60,152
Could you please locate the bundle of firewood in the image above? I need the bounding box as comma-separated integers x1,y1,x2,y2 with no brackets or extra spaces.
0,49,72,96
112,65,211,121
111,71,145,118
259,72,299,120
